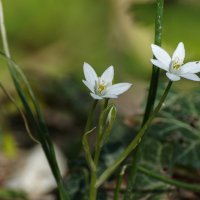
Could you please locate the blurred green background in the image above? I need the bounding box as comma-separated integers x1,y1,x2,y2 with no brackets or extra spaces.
2,0,200,83
1,0,200,154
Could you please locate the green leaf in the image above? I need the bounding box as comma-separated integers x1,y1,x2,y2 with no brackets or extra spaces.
150,90,200,169
0,54,70,200
129,137,172,200
130,89,200,199
82,127,96,171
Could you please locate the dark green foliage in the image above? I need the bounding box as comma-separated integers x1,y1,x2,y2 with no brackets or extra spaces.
128,88,200,199
65,169,89,200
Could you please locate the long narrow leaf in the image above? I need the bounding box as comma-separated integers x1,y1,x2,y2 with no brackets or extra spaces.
82,127,96,171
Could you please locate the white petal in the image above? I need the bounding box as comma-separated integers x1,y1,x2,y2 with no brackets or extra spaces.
82,80,94,93
106,83,132,96
180,73,200,81
101,66,114,83
151,44,171,67
102,94,118,99
180,61,200,74
166,72,180,81
151,59,169,71
90,93,103,100
83,62,98,89
172,42,185,62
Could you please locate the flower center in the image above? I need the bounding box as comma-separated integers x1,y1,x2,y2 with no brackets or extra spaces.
98,84,106,93
96,78,108,95
170,57,183,74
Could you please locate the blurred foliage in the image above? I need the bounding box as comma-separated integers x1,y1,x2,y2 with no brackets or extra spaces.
0,188,27,200
2,132,17,158
130,1,200,58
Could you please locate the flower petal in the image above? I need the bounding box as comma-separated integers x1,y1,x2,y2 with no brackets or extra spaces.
151,44,171,67
180,73,200,81
82,80,94,93
166,72,180,81
90,93,103,100
172,42,185,63
151,59,169,71
180,61,200,74
83,62,98,88
106,83,132,96
101,66,114,83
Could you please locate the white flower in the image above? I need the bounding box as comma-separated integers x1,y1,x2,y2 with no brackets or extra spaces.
151,42,200,81
83,62,132,100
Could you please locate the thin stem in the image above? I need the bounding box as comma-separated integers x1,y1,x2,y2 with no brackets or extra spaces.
104,98,109,109
89,170,97,200
143,0,164,123
139,166,200,192
96,81,172,188
124,0,165,198
0,2,69,200
0,0,11,58
83,100,98,200
113,165,127,200
0,82,38,143
88,100,106,200
85,100,98,132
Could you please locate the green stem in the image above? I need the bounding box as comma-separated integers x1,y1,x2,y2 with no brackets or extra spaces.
85,100,98,132
139,166,200,192
104,98,109,108
113,165,127,200
89,99,109,200
96,81,172,188
0,0,11,59
89,170,98,200
0,82,38,143
124,0,165,199
0,2,69,200
83,100,98,196
142,0,164,124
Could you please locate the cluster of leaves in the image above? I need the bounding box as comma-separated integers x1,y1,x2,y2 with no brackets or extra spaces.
130,86,200,200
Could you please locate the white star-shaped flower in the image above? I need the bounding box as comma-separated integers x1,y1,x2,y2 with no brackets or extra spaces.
151,42,200,81
83,62,132,100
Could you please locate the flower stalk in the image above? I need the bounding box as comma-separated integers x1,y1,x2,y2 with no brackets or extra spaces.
124,0,165,198
82,63,131,200
88,100,115,200
143,0,164,124
85,100,98,132
96,81,172,188
113,165,127,200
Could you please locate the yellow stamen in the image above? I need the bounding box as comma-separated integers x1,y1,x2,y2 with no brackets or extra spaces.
173,64,181,70
98,84,105,93
172,57,182,70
